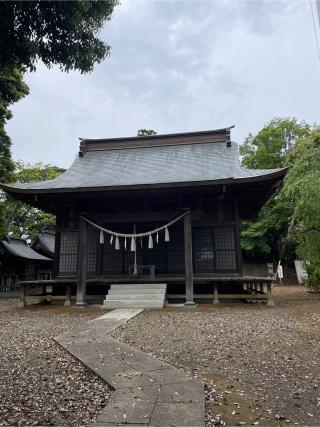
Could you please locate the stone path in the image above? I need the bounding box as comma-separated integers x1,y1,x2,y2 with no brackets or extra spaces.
55,309,205,427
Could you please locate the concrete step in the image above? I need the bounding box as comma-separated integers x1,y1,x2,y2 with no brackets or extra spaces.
103,300,164,309
105,294,165,301
110,283,167,290
108,288,165,295
103,283,167,309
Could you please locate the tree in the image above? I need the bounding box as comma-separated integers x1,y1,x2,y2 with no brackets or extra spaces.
282,132,320,287
0,1,119,187
240,118,313,263
137,129,157,137
241,194,293,263
0,1,119,73
0,162,64,240
240,117,311,169
13,161,64,183
0,68,29,183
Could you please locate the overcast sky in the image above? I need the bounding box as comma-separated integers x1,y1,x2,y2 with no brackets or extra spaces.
6,0,320,169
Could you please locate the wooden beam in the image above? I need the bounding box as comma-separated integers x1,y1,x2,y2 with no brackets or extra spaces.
167,293,267,300
183,210,196,307
74,216,88,307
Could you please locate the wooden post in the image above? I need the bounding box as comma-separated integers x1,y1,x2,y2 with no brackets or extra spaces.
184,210,196,307
259,282,264,293
19,284,26,308
267,281,275,306
74,216,88,308
65,285,72,306
213,283,219,304
41,283,46,295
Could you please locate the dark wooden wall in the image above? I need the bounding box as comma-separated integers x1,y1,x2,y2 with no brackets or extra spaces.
54,192,242,280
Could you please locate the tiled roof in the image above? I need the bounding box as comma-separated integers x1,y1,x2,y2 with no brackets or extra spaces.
32,232,55,257
2,238,51,261
3,141,285,193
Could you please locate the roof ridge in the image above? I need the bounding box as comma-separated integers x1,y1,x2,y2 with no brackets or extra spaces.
79,127,235,157
80,126,235,143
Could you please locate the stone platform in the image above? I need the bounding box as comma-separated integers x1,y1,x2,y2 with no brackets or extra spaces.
55,309,204,427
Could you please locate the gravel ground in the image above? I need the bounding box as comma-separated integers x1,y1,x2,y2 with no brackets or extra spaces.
112,286,320,427
0,299,111,426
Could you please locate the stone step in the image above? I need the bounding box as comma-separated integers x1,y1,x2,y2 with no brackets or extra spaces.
103,299,164,309
104,283,167,309
108,288,165,295
105,294,165,301
110,283,167,290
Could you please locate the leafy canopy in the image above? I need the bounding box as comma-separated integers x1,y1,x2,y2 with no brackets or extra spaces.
282,132,320,286
0,1,119,73
137,129,158,137
0,161,64,240
240,118,313,263
240,117,311,169
0,68,29,183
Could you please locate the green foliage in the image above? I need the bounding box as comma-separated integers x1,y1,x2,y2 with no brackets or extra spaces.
240,118,314,263
308,265,320,291
0,162,64,240
0,1,119,73
282,132,320,285
0,67,29,183
240,117,311,169
241,193,293,262
137,129,157,137
13,161,64,183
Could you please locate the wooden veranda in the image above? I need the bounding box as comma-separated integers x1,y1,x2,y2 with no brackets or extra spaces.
17,276,275,307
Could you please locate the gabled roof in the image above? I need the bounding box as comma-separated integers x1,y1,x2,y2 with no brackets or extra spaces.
1,127,287,195
1,237,51,261
32,232,55,258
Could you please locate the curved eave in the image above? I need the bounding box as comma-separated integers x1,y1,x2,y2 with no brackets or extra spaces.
2,241,52,262
35,235,54,257
0,168,288,196
32,241,54,258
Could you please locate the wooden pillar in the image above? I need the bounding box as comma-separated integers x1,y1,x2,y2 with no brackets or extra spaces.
65,285,72,306
184,210,196,307
267,281,275,306
19,285,26,308
213,283,219,304
259,282,264,293
234,198,243,276
75,216,88,308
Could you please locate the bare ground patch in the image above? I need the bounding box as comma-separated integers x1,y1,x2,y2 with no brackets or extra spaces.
0,300,111,426
112,286,320,426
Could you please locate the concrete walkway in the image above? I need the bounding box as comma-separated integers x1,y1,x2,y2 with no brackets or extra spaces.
55,309,205,427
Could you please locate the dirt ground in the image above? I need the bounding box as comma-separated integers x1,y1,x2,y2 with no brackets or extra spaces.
0,301,110,426
112,285,320,427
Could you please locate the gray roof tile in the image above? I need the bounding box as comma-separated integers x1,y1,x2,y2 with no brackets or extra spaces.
7,142,285,191
2,239,52,261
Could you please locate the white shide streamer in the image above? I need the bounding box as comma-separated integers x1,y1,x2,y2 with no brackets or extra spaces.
80,210,190,240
